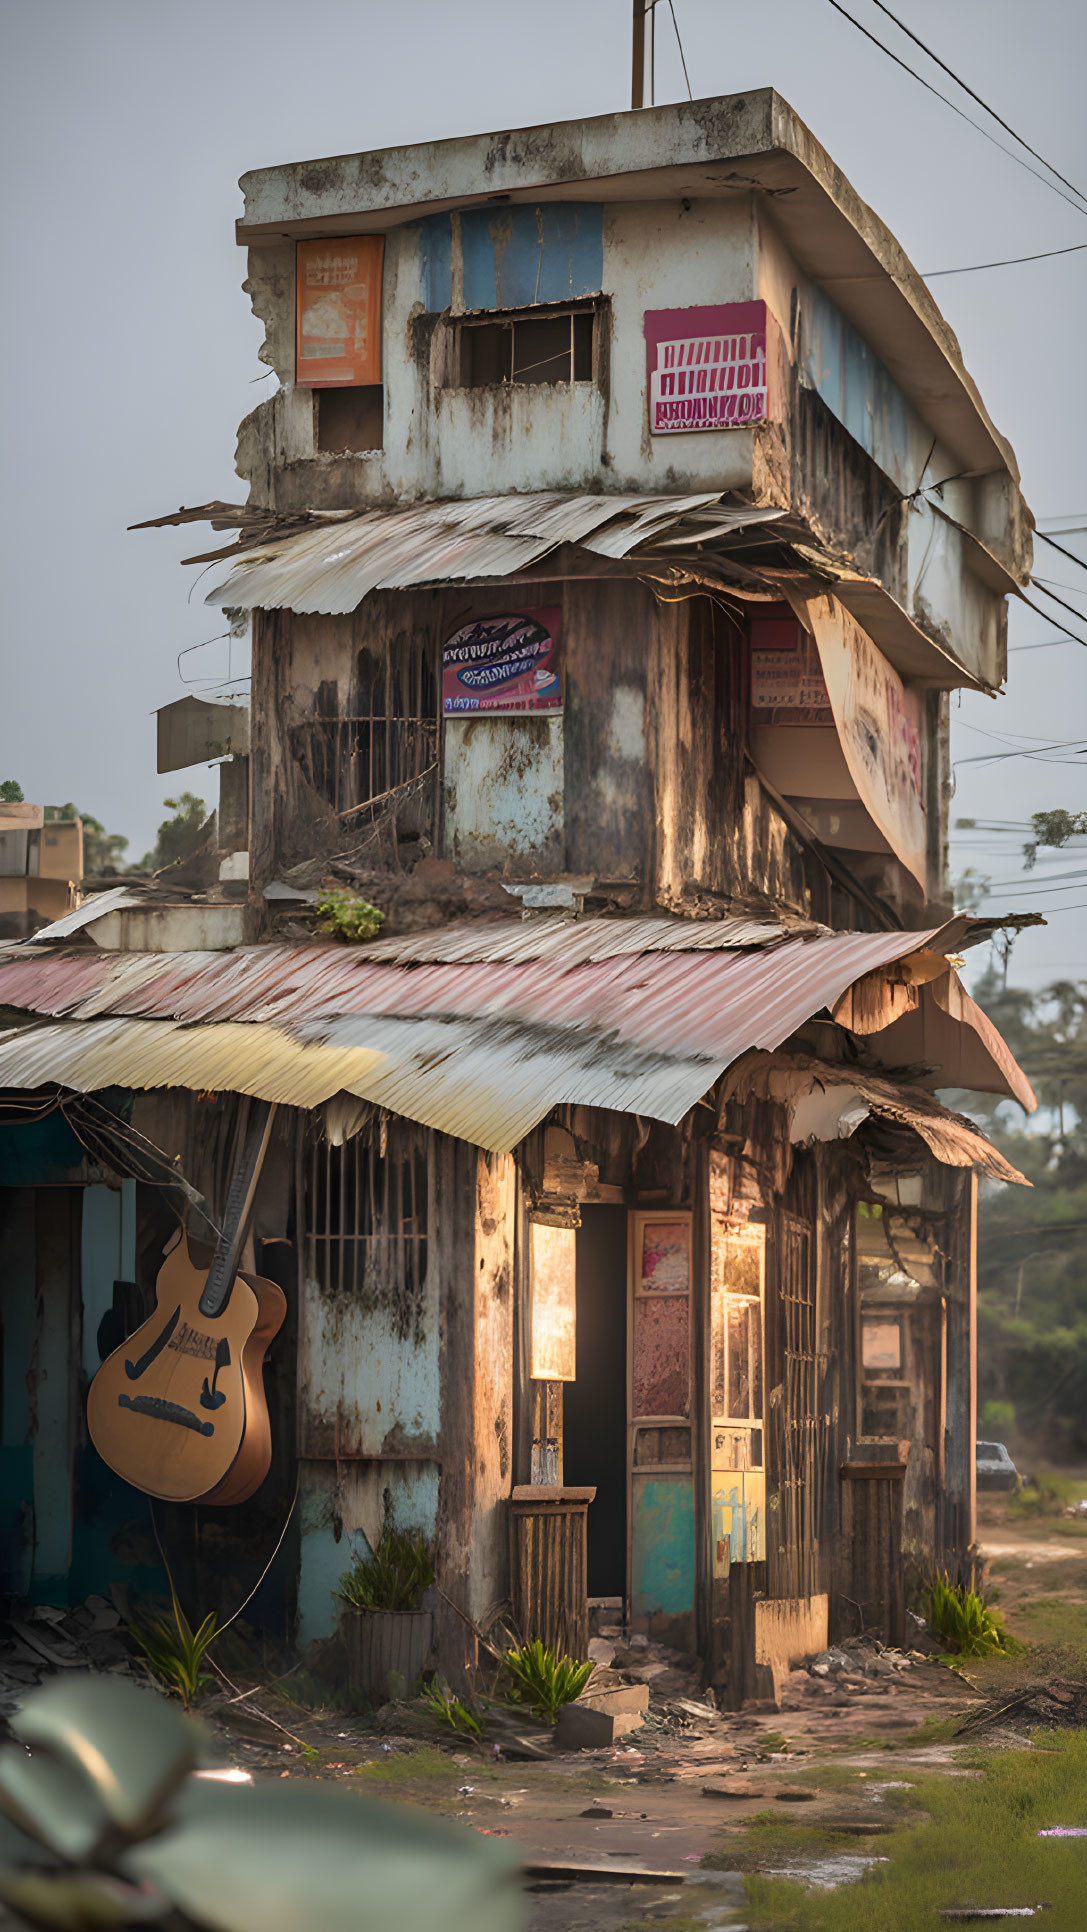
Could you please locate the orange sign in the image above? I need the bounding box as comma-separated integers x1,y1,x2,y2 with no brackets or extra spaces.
295,236,384,388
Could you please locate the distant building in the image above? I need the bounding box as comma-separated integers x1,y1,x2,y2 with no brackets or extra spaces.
0,803,82,938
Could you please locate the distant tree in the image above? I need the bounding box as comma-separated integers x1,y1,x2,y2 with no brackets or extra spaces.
0,779,24,802
47,801,130,876
952,867,992,911
81,814,130,875
1024,808,1087,869
138,793,209,873
969,966,1087,1457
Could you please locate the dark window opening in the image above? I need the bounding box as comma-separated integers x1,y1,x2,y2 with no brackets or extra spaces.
458,306,597,388
317,384,384,453
306,1126,430,1340
290,633,438,834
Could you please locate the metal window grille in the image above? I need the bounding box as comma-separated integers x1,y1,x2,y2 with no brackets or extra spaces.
291,638,438,823
778,1215,824,1595
306,1127,430,1341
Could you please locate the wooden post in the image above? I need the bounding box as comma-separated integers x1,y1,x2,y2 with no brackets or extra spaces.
632,0,658,109
967,1170,978,1550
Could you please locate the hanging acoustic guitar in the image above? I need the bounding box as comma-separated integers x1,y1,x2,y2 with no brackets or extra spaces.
87,1102,286,1505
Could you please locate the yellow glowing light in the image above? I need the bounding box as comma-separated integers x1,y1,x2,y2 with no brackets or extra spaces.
529,1221,576,1381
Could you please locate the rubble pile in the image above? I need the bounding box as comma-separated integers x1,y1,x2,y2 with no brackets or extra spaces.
956,1679,1087,1738
0,1596,142,1717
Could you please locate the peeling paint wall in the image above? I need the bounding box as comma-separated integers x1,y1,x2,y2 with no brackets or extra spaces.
757,209,1009,690
253,579,862,922
444,716,563,874
470,1152,516,1622
239,196,760,509
297,1458,440,1647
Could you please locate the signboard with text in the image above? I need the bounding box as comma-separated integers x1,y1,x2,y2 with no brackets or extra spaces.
442,608,563,717
296,235,384,388
645,300,768,434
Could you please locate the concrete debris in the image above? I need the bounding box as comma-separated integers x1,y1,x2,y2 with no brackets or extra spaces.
956,1681,1087,1738
0,1600,143,1713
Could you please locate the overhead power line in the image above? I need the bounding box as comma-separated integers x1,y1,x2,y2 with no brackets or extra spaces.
666,1,693,100
824,0,1087,220
1035,528,1087,576
924,241,1087,278
867,0,1087,209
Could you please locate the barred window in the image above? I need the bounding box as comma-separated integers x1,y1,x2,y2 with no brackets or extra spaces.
306,1125,430,1341
291,635,438,827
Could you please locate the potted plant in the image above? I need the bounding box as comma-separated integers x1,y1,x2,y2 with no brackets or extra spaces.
337,1500,436,1707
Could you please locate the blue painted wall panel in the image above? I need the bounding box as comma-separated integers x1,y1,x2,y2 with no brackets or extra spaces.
632,1475,695,1617
297,1461,441,1646
804,286,912,494
421,203,604,313
80,1183,136,1379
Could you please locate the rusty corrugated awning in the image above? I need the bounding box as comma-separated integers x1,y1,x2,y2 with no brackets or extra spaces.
0,918,1034,1157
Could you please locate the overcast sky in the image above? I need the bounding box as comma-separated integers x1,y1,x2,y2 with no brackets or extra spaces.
1,0,1084,984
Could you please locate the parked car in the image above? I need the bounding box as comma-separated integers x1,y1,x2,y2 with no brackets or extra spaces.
976,1440,1020,1492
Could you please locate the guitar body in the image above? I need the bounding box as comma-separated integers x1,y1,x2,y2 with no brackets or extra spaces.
87,1238,283,1506
199,1272,287,1507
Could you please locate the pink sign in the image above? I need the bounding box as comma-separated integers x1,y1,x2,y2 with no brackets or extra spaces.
442,607,562,717
645,301,768,434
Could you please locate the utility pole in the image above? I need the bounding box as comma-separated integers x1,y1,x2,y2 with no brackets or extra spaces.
632,0,660,109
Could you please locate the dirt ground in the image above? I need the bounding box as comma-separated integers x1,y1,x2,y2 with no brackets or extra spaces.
3,1491,1086,1929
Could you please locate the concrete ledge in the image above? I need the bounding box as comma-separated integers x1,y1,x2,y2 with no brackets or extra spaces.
754,1593,829,1707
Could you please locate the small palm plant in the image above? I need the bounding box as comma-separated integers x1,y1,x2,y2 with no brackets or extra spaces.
337,1519,435,1615
131,1587,219,1708
927,1572,1020,1660
502,1640,593,1724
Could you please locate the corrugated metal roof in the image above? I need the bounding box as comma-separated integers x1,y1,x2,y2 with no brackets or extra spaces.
203,492,785,615
0,1019,387,1111
0,923,1030,1156
356,912,804,965
721,1049,1027,1186
0,928,938,1040
21,887,144,944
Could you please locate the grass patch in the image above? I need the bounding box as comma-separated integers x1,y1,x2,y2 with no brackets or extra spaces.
755,1731,792,1756
621,1921,704,1932
736,1728,1087,1928
901,1712,962,1747
703,1813,865,1874
350,1745,494,1791
1006,1595,1087,1649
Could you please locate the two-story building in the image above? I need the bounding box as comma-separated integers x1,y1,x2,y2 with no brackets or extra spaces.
0,94,1036,1702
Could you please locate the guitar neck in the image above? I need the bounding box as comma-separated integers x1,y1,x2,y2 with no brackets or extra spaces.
198,1103,277,1319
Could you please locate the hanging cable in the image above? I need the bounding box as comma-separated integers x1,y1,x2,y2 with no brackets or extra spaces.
667,0,693,100
1035,528,1087,575
824,0,1087,220
924,241,1087,278
866,0,1087,208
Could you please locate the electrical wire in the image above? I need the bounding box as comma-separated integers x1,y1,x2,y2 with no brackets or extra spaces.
866,0,1087,208
667,0,693,100
823,0,1087,220
1035,529,1087,576
924,241,1087,278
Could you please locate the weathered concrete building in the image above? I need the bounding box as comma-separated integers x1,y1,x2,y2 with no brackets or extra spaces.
0,95,1037,1700
0,805,82,940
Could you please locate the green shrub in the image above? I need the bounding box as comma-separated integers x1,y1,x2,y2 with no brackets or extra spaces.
315,888,384,943
131,1589,219,1708
980,1398,1015,1433
338,1519,435,1615
502,1640,593,1723
420,1678,482,1737
927,1572,1020,1660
